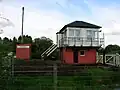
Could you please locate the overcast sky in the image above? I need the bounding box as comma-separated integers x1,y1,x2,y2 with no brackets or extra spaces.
0,0,120,46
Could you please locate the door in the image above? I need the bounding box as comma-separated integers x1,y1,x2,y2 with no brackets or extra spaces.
73,50,78,63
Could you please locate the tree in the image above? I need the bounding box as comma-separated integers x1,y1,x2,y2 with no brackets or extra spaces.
105,44,120,54
3,37,10,44
23,35,32,44
0,35,59,60
0,37,12,53
12,37,17,52
18,35,32,44
18,36,22,43
0,37,2,44
32,37,53,59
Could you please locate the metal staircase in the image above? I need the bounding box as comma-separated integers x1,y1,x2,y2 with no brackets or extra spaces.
41,44,57,60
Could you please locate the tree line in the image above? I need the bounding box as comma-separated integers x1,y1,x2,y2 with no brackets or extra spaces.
0,35,59,60
0,35,120,60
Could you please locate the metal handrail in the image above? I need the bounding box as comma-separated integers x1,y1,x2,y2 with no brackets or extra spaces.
41,44,55,57
45,44,57,55
47,45,57,56
41,44,57,59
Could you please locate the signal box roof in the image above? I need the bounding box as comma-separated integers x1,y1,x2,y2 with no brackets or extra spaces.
57,21,101,34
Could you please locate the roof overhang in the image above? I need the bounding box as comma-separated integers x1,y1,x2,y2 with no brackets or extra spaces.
56,21,102,34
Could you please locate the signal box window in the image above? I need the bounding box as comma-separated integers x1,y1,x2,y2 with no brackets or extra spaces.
80,51,85,56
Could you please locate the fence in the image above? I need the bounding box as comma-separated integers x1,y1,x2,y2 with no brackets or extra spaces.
2,63,120,89
1,54,120,90
96,53,120,67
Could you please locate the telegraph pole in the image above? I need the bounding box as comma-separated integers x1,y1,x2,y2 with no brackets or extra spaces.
21,7,24,43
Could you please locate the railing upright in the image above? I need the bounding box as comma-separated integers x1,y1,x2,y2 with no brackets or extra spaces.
59,37,104,47
82,37,83,46
91,38,92,46
74,37,76,46
68,37,69,46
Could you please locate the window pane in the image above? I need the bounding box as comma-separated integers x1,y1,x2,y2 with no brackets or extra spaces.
69,29,74,36
75,30,80,36
64,31,67,37
92,31,95,38
87,30,93,41
87,30,92,37
87,30,92,40
87,30,96,38
95,32,97,38
80,51,85,56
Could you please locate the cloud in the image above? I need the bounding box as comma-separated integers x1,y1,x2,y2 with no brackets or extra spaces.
0,0,120,46
0,0,90,43
0,1,71,43
82,0,120,46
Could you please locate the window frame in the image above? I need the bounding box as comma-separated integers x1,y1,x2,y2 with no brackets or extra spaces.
87,30,96,41
80,50,85,56
69,28,81,37
69,29,74,37
75,29,81,37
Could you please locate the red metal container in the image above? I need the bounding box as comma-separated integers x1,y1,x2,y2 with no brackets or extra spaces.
16,44,31,61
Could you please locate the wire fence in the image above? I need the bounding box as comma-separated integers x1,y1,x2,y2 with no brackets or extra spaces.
0,53,120,90
1,61,120,90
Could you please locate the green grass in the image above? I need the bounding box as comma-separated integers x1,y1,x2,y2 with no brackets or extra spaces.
4,68,120,90
6,75,114,90
1,68,120,90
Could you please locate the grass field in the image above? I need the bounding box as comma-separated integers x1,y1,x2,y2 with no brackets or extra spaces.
4,68,120,90
1,53,120,90
6,76,112,90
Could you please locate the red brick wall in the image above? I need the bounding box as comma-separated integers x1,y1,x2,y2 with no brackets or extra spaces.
62,48,73,64
78,49,96,64
61,48,96,64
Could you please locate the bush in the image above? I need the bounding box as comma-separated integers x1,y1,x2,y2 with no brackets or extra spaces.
0,52,13,90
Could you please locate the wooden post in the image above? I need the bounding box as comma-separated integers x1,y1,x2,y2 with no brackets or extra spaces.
10,54,14,84
11,57,14,78
103,50,105,64
53,63,57,90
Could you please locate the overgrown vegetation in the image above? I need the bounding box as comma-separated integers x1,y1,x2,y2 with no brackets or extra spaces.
0,52,13,90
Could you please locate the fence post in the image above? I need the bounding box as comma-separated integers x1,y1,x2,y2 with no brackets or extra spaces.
10,55,14,84
11,57,14,78
53,63,57,90
103,49,106,65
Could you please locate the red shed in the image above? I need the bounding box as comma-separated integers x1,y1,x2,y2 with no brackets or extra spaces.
56,21,104,64
16,44,31,61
